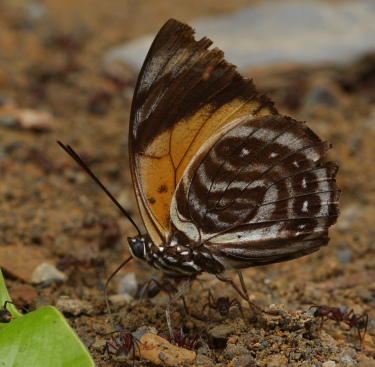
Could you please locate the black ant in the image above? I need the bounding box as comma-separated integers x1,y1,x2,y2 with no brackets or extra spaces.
0,301,28,323
106,330,141,364
202,291,244,318
310,304,368,344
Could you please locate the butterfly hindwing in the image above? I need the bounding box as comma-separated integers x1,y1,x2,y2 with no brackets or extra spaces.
129,19,277,247
171,114,340,268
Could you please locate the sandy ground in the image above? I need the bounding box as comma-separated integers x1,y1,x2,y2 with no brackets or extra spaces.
1,1,375,366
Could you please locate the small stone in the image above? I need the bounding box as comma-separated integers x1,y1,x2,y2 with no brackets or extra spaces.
303,84,338,107
322,362,336,367
134,333,196,366
117,272,138,296
195,354,214,366
18,108,54,131
25,2,48,21
210,324,236,339
233,355,256,367
31,263,67,285
0,114,19,128
225,345,251,359
340,353,356,365
251,343,262,349
108,293,134,306
91,339,107,351
80,336,94,348
266,354,289,366
357,288,372,302
336,249,352,266
55,296,93,316
132,329,149,340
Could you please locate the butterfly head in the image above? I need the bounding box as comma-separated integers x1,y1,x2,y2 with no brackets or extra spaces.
127,235,149,260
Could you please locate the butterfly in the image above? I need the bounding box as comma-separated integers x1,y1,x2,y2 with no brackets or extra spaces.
58,18,340,334
127,18,340,281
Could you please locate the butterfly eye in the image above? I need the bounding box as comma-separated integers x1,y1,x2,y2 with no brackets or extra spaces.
128,237,146,259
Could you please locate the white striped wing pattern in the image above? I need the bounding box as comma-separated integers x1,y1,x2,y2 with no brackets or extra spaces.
171,114,339,270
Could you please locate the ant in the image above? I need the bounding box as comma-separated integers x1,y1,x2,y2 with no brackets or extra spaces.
136,277,190,315
106,330,141,364
159,328,205,350
202,291,244,318
310,304,368,344
57,255,97,270
0,301,28,323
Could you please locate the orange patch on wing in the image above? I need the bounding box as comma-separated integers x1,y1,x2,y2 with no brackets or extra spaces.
137,154,175,233
135,100,274,242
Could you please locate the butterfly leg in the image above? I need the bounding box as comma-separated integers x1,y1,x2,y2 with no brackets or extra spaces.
238,270,279,315
215,273,260,314
216,273,279,316
237,270,251,305
165,275,196,339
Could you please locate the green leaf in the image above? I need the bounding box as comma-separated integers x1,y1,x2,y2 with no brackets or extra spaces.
0,270,22,321
0,269,96,367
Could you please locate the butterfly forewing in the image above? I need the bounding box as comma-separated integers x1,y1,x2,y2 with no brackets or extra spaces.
129,19,276,247
171,114,339,269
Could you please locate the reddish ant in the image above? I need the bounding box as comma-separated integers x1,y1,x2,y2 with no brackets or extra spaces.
106,330,141,364
136,277,190,315
310,304,368,344
159,328,205,350
202,291,244,318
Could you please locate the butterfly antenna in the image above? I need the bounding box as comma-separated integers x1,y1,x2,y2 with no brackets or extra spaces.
104,255,134,326
57,141,142,327
57,141,141,235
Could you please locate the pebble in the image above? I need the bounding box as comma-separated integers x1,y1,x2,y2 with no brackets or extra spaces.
266,354,289,366
25,2,48,22
225,345,252,359
91,339,107,351
117,272,138,296
80,335,94,348
108,293,134,306
31,263,67,285
134,333,196,366
302,84,339,107
340,353,357,365
322,362,336,367
357,288,372,302
0,114,19,128
194,354,214,366
232,355,256,367
55,296,94,316
0,104,54,131
210,324,236,339
18,108,54,131
336,249,352,266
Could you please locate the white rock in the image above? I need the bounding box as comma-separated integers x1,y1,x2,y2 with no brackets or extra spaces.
117,272,138,296
31,263,68,285
103,0,375,73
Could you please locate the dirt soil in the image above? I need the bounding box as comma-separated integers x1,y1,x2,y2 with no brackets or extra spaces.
1,1,375,366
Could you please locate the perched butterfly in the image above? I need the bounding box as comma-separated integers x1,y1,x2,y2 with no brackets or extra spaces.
59,18,340,334
127,19,340,278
